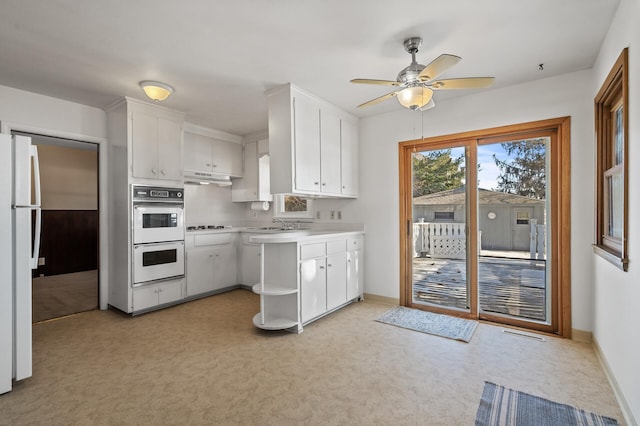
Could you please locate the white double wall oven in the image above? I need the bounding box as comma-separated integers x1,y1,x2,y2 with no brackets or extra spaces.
131,185,185,286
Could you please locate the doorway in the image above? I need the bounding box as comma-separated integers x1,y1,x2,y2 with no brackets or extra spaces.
14,132,100,322
399,118,571,336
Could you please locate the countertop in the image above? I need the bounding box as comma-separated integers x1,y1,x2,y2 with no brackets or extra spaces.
248,230,364,244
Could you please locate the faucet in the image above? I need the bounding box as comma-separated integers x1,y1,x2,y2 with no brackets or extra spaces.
274,218,294,230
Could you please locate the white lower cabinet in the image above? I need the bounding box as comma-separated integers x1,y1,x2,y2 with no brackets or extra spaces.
300,258,327,323
252,233,363,333
239,234,261,286
186,233,238,298
300,239,348,323
326,253,347,311
133,279,184,313
346,237,363,301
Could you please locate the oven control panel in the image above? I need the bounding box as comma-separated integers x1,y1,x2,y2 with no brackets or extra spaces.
132,185,183,203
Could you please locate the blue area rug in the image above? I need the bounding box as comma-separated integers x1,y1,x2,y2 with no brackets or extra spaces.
375,306,478,342
475,382,618,425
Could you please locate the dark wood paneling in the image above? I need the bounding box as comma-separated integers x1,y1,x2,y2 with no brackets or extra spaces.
34,210,98,277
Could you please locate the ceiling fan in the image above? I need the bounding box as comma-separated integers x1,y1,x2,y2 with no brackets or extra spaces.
351,37,495,111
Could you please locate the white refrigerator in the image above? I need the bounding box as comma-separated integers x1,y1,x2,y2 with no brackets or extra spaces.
0,133,41,394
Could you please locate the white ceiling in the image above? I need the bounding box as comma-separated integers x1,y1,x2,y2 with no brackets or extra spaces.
0,0,619,137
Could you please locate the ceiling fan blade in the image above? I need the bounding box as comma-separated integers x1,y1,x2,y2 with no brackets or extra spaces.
350,78,400,86
356,91,398,108
418,54,461,81
430,77,495,90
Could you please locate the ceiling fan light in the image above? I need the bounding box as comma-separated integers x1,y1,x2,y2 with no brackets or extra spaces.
139,80,174,102
397,86,432,110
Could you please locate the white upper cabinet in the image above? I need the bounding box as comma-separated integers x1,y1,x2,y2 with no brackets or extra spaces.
183,129,243,178
266,83,359,198
340,119,358,197
319,108,342,194
127,100,184,182
183,132,213,173
232,139,272,202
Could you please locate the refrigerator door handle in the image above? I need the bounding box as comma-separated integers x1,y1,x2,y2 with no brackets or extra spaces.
29,144,42,270
31,207,41,270
30,144,41,207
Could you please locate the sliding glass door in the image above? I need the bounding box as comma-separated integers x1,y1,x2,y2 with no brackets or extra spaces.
400,118,571,335
411,146,470,312
476,137,550,323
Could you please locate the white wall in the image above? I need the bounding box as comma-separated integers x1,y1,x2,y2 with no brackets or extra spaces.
0,85,106,139
184,184,253,226
36,144,98,210
333,69,595,332
592,0,639,423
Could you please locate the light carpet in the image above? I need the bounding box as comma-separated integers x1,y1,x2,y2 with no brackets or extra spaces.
475,381,619,426
375,306,478,342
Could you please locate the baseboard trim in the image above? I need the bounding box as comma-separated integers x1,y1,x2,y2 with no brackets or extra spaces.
592,336,636,426
363,293,399,306
571,328,592,342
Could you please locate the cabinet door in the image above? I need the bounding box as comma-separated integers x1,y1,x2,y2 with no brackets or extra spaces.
133,284,159,311
320,109,342,194
212,139,243,177
326,253,347,310
213,243,237,290
186,247,216,297
183,132,213,173
300,258,326,323
157,118,183,180
347,249,362,300
243,141,259,199
293,95,321,192
241,243,261,285
341,120,358,197
158,280,183,305
131,111,159,179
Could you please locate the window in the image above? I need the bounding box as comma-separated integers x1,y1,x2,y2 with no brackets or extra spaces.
515,210,530,225
273,194,314,219
594,48,628,271
434,211,454,221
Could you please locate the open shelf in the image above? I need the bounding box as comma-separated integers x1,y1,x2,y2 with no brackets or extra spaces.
252,283,298,296
252,313,298,330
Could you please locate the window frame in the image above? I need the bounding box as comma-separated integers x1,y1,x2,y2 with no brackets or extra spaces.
272,194,315,219
593,48,629,271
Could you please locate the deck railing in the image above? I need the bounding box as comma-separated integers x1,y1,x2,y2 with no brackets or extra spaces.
413,222,467,259
413,221,546,259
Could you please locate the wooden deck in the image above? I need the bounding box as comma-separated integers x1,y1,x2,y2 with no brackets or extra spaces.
413,256,546,321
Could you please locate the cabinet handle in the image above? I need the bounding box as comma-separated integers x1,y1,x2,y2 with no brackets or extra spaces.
319,265,325,270
342,185,346,189
152,168,157,175
206,163,211,167
348,259,351,263
160,169,166,175
327,263,332,267
213,164,217,168
322,183,326,186
314,181,319,185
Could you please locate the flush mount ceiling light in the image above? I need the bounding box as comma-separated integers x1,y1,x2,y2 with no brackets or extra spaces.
139,80,174,102
351,37,495,111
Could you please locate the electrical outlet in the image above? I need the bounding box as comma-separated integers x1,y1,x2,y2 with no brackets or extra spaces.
337,211,342,220
38,257,45,266
252,211,257,217
330,211,336,220
316,210,321,220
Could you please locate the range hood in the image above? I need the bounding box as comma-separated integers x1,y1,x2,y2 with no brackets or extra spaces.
183,169,232,186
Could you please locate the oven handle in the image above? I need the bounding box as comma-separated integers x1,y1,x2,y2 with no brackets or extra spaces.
133,204,184,209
